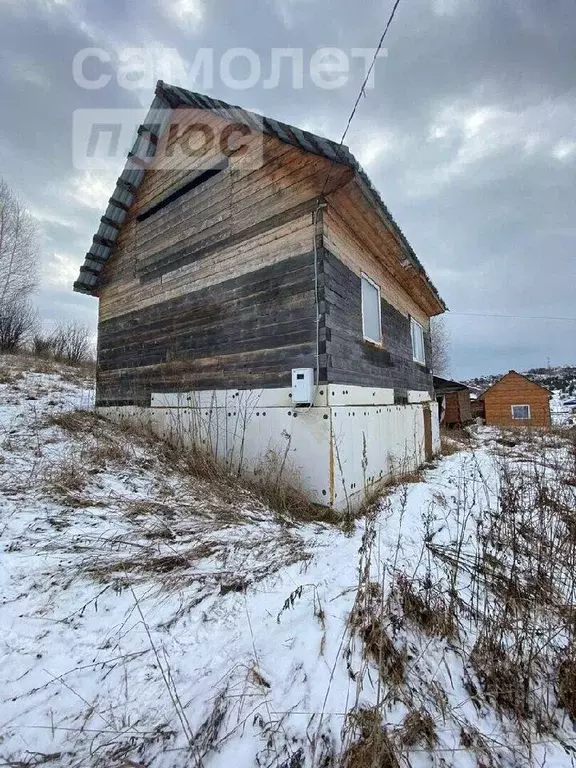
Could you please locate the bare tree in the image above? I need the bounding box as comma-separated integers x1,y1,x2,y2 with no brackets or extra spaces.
0,178,38,305
0,178,39,352
430,315,451,376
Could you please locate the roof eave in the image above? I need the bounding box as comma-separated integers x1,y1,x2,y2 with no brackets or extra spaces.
352,173,447,315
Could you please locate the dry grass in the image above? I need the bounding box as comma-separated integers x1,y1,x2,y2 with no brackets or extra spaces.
43,454,87,498
440,426,471,456
46,410,102,433
0,368,24,385
342,708,399,768
393,574,457,639
111,414,340,526
350,582,406,688
469,635,529,718
1,352,95,384
400,708,437,748
385,469,424,489
86,543,220,582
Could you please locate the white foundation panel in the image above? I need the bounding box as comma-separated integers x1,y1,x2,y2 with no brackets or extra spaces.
100,385,440,512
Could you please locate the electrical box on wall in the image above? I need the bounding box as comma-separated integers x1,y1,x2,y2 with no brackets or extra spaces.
292,368,315,405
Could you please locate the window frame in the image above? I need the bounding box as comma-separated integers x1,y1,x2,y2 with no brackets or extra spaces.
361,273,382,345
511,404,531,420
410,317,426,365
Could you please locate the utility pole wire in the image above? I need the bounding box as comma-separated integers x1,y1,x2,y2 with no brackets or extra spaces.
320,0,404,196
337,0,403,148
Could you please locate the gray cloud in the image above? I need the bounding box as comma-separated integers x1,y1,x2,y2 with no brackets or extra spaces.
0,0,574,375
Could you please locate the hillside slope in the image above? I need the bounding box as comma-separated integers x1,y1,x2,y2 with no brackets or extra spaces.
1,355,576,767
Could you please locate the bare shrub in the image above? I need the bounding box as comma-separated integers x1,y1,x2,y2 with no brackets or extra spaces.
0,298,37,352
32,331,55,358
48,320,92,365
430,314,451,376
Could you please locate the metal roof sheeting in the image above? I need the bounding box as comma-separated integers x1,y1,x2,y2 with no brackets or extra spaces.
74,81,445,311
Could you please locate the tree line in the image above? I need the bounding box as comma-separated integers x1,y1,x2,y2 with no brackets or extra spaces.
0,177,92,365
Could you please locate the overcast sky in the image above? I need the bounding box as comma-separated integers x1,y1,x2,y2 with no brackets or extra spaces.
0,0,574,379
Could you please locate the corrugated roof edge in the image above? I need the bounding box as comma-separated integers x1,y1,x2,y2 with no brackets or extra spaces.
74,80,446,312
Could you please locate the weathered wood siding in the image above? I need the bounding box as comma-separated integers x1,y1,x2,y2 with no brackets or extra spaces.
97,252,320,405
321,207,432,392
482,371,551,428
325,184,440,319
319,249,432,392
443,390,472,426
95,108,438,404
96,110,350,404
98,108,352,323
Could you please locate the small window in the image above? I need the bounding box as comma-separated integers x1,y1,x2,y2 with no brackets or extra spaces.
361,274,382,344
411,318,426,365
511,404,531,420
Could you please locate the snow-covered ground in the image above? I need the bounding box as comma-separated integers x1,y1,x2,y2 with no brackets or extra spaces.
551,389,575,426
1,355,576,767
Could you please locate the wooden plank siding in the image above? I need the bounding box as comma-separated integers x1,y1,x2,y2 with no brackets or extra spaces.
97,252,319,405
326,183,440,319
98,117,352,323
319,249,433,392
442,390,472,426
95,108,439,405
481,371,551,428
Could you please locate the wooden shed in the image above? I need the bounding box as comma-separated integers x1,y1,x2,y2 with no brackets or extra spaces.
73,82,446,509
480,370,551,428
433,376,472,427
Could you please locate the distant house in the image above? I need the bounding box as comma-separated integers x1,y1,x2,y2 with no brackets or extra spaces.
433,376,472,427
73,81,446,510
479,371,551,428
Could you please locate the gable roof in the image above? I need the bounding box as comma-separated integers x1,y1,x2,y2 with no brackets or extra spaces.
73,81,446,313
479,370,551,400
433,375,470,395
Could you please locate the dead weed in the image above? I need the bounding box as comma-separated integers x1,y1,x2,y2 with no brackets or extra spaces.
400,708,437,749
342,708,399,768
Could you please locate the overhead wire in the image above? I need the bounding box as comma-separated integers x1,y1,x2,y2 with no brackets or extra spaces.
311,0,406,396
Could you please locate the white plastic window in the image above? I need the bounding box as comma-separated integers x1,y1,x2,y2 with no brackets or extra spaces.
361,275,382,344
511,404,531,420
411,318,426,365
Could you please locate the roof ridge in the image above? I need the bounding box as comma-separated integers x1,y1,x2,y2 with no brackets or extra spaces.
74,81,446,313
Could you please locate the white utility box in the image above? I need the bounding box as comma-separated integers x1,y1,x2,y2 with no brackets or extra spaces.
291,368,315,405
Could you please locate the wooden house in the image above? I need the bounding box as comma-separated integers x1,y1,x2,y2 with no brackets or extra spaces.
74,82,446,510
433,376,472,427
479,371,551,428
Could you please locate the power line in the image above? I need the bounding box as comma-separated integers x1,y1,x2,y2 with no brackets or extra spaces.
337,0,403,148
321,0,403,196
448,312,576,322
